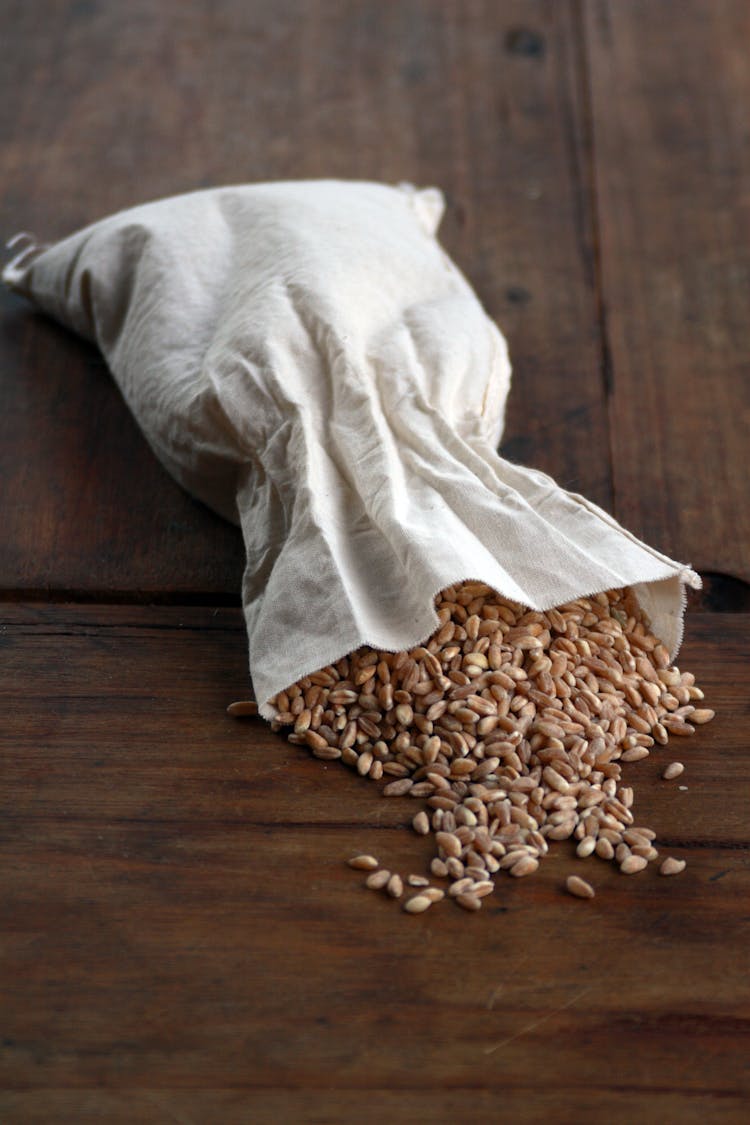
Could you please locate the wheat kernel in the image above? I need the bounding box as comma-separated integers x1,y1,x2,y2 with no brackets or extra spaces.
566,875,595,899
662,762,685,780
347,855,378,871
660,857,687,876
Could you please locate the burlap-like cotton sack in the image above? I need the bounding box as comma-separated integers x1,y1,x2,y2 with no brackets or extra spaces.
4,180,699,717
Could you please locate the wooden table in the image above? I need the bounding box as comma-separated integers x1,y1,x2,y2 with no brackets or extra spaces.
2,3,748,1121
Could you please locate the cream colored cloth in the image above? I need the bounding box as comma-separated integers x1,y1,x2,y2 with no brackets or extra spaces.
4,180,699,717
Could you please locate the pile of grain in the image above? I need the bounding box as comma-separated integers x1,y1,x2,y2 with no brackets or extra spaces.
262,583,713,911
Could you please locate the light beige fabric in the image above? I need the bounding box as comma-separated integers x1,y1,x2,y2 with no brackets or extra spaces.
4,180,699,716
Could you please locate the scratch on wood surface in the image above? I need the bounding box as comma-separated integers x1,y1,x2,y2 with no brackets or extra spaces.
484,986,592,1055
486,983,504,1010
485,951,532,1010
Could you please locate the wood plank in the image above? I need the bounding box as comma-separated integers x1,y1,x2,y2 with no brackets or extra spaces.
1,826,748,1095
0,306,247,599
584,0,750,585
3,2,749,1119
2,1090,748,1125
0,0,610,595
1,606,748,1113
0,604,746,841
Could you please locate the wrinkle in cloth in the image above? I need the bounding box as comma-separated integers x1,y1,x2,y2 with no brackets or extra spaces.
3,179,700,717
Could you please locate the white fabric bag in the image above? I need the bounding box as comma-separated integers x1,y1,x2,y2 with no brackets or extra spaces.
4,180,700,717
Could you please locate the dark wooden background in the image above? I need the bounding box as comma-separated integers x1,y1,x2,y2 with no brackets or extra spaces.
1,2,748,1122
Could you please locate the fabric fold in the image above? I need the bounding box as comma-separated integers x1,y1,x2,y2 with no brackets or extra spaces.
3,180,699,718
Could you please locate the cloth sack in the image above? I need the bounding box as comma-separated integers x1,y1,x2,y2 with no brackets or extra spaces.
4,180,700,718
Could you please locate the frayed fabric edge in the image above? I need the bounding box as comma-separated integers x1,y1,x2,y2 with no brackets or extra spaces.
256,564,700,721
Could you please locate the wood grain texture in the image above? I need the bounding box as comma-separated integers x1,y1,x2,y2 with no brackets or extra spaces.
0,0,609,595
2,1090,749,1125
0,603,746,842
2,2,749,1121
1,607,748,1118
585,0,750,583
